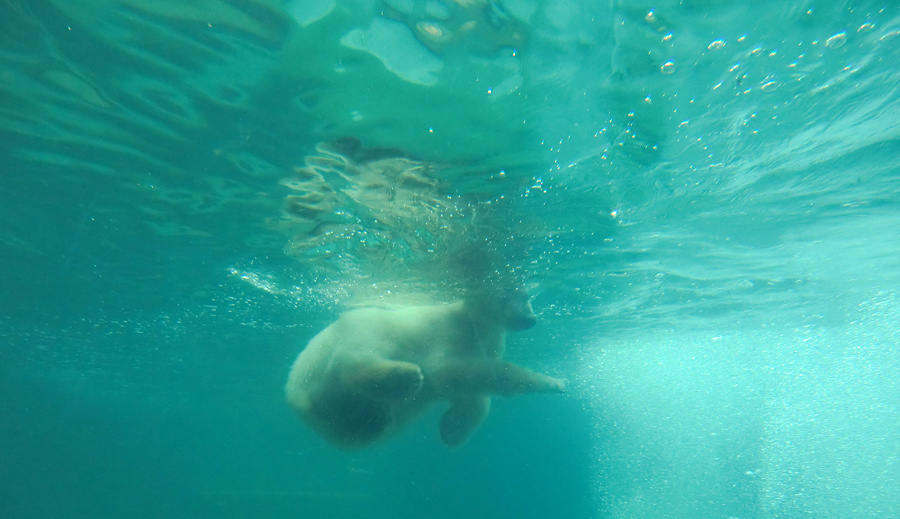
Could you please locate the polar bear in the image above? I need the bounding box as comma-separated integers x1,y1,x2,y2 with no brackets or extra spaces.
285,289,565,449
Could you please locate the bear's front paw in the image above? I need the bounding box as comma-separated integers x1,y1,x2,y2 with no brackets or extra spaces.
545,376,566,394
555,378,567,393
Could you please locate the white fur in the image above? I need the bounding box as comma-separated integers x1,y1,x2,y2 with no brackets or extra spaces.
286,295,564,449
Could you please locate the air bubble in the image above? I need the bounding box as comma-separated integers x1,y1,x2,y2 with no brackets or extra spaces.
661,60,676,74
825,31,847,48
417,22,445,40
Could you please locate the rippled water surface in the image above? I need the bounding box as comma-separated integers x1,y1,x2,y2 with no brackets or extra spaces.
2,1,899,518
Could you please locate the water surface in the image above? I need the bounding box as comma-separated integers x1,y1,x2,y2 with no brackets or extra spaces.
2,1,899,518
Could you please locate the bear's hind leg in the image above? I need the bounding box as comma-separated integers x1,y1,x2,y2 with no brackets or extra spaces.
439,397,490,447
339,354,424,400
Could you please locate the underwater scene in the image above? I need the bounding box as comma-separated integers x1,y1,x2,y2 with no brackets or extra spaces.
2,1,899,518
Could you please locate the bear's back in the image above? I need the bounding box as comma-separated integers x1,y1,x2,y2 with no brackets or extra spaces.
321,303,469,360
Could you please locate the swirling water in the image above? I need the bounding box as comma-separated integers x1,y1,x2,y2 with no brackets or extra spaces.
1,1,899,518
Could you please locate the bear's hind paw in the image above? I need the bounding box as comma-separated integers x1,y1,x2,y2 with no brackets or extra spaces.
344,360,424,400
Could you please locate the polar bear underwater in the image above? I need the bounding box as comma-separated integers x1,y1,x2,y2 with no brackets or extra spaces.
285,289,565,449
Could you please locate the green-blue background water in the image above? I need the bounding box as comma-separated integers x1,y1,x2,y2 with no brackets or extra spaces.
2,1,899,518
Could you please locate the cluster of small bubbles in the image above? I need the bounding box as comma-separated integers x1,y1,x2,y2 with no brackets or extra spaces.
524,177,546,196
707,39,726,50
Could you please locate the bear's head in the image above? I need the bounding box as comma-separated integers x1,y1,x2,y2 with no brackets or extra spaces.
465,287,536,331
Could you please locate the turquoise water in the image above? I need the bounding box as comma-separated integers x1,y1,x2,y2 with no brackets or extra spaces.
2,1,899,518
